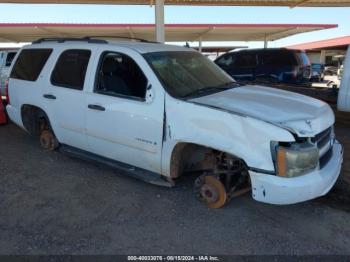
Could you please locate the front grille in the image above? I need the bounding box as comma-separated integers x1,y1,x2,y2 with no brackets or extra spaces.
319,147,333,169
311,127,332,150
311,126,333,168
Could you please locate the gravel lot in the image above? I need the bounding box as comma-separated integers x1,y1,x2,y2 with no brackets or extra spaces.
0,119,350,255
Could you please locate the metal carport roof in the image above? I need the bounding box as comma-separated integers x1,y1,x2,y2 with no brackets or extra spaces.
0,23,337,43
0,0,350,7
0,0,347,43
286,35,350,50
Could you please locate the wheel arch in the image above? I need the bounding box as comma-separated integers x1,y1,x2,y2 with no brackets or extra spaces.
168,141,248,179
20,104,53,136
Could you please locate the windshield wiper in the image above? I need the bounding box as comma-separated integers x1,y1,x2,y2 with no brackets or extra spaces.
183,81,241,99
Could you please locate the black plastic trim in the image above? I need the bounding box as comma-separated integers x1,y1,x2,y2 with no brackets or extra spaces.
32,37,108,44
60,144,174,187
247,166,276,175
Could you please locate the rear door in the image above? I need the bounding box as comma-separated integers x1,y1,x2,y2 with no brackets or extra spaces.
84,47,164,174
230,52,257,80
42,48,93,151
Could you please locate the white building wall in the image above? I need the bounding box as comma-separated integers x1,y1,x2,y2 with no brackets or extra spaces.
306,49,346,64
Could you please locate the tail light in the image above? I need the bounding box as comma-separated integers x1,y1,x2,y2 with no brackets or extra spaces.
5,79,10,105
291,67,298,79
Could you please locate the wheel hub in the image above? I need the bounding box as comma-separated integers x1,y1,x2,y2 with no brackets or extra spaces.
200,183,219,203
194,175,227,209
40,130,58,151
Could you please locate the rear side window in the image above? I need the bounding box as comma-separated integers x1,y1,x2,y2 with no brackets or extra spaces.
5,52,17,67
51,49,91,90
10,49,52,81
0,52,4,66
262,51,297,66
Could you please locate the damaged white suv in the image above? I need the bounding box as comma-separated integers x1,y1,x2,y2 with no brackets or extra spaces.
7,38,343,208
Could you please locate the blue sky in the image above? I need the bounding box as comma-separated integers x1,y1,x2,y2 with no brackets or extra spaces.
0,3,349,48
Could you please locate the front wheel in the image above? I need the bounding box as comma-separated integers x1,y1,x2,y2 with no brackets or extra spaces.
40,129,59,151
194,174,227,209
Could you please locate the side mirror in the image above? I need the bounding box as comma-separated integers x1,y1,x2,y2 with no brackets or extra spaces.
145,83,155,103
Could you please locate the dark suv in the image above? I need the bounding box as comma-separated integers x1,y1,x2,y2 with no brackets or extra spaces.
215,48,311,84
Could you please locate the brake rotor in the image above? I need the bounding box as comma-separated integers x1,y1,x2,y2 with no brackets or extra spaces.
194,175,227,209
40,130,58,151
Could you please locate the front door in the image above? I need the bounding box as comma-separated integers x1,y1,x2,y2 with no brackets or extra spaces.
85,48,164,174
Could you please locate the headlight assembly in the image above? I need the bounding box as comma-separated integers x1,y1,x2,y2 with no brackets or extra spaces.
274,142,319,178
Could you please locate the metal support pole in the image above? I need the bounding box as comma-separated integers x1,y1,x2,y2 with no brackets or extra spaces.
198,37,202,53
264,35,268,48
320,50,326,64
337,45,350,112
155,0,165,43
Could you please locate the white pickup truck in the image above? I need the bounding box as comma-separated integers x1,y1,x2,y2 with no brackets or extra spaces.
6,38,343,208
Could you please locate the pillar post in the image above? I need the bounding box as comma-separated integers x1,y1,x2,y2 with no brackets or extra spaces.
198,37,203,52
155,0,165,43
320,50,326,64
264,34,268,48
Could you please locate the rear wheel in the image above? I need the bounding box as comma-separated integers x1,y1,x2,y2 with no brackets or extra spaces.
40,129,59,151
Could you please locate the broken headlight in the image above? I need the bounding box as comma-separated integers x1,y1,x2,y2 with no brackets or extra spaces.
273,142,319,178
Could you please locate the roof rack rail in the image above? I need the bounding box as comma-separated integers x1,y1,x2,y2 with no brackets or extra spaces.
85,35,159,43
32,37,108,44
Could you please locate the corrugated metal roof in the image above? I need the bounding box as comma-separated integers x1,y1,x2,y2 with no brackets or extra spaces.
0,0,349,7
192,46,247,52
0,23,337,42
287,35,350,50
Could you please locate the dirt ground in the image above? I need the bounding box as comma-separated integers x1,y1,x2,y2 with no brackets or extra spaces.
0,116,350,255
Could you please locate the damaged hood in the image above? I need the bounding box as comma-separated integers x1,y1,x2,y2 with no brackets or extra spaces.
190,85,334,137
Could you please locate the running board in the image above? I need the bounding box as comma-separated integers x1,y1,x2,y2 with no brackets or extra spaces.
60,145,174,188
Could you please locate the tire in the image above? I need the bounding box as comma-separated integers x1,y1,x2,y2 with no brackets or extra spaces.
40,129,59,151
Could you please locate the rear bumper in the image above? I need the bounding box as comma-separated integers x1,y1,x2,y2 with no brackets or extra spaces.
6,104,24,128
250,141,343,205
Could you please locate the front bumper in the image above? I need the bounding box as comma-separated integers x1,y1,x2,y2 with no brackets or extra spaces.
249,141,343,205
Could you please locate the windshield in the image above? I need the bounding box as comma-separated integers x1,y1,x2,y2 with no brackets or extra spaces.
144,51,235,99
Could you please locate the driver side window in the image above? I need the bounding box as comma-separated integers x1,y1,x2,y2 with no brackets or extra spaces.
95,52,148,100
216,54,234,67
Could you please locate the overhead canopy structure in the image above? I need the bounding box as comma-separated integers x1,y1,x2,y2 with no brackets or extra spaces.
0,23,337,43
0,0,347,43
192,46,247,53
1,0,350,7
287,35,350,50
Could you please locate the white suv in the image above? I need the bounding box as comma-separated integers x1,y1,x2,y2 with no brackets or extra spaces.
0,49,17,97
7,38,343,208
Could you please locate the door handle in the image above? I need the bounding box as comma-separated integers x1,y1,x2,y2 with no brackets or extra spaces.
88,104,105,111
43,94,56,100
